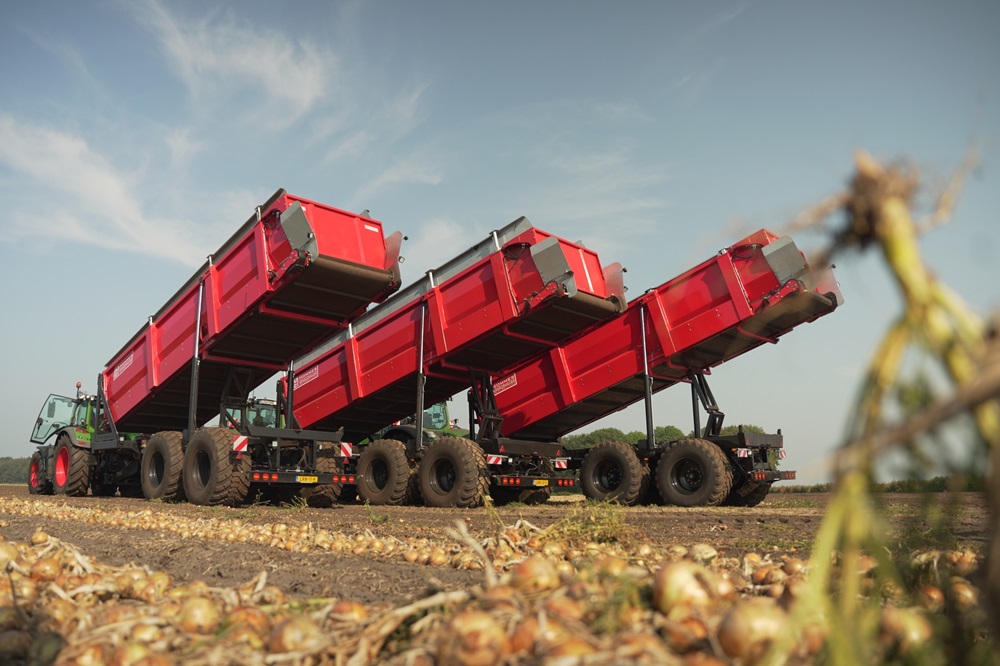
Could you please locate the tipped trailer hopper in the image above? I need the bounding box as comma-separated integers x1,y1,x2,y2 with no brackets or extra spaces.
488,229,842,507
286,217,625,508
28,190,402,506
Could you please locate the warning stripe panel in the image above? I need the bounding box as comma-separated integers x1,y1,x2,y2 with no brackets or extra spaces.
232,436,248,452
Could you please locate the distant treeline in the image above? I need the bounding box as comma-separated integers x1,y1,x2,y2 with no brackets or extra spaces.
560,424,764,449
776,475,986,494
0,457,29,484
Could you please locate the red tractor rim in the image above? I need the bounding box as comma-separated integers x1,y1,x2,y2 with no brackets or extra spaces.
30,461,39,487
55,447,69,487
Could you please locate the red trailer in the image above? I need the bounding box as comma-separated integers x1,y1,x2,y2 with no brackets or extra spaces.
287,217,625,507
28,190,402,505
487,230,842,507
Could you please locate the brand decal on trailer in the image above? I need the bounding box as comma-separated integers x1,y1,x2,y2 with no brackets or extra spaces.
113,352,134,380
232,436,248,452
363,224,379,233
340,443,353,458
294,365,319,390
493,374,517,396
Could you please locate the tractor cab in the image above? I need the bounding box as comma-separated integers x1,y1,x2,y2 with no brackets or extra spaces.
31,384,94,444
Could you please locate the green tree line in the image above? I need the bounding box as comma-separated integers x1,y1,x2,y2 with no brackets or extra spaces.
559,424,765,449
0,457,29,484
776,475,986,494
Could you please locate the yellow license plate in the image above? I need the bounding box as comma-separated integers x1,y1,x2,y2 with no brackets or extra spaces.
296,475,318,484
533,479,549,487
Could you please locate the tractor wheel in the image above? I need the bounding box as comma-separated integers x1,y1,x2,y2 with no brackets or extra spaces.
28,451,53,495
419,437,490,508
356,439,419,506
491,459,554,506
53,435,89,497
182,428,250,506
655,438,732,507
579,441,644,505
724,480,772,507
300,444,344,507
141,432,185,501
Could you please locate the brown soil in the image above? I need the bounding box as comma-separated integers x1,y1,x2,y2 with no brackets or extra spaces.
0,485,989,607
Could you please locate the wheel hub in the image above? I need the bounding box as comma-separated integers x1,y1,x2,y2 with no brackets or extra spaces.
672,459,704,493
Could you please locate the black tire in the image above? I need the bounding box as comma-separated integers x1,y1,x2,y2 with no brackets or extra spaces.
724,480,772,507
28,451,53,495
182,428,250,506
300,444,344,507
52,435,89,497
655,438,732,507
419,437,490,508
141,432,185,501
356,439,419,506
579,441,644,505
491,458,554,506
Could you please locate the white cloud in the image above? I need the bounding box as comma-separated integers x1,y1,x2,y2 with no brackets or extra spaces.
398,217,478,276
0,114,203,266
323,130,373,164
388,81,432,140
355,154,443,203
129,0,334,129
527,147,673,222
165,127,205,169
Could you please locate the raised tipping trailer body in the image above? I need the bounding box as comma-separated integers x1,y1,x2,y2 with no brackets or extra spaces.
489,230,842,505
290,218,624,441
287,218,625,506
103,190,402,433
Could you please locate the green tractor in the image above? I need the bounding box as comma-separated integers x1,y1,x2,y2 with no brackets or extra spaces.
28,383,144,497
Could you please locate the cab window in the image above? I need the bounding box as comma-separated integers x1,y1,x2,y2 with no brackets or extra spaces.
31,395,77,444
73,400,91,428
422,403,448,430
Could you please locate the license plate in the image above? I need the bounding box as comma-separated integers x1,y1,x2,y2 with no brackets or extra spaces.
296,475,318,484
533,479,549,487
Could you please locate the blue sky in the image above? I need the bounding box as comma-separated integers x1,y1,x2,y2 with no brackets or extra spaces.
1,1,997,484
